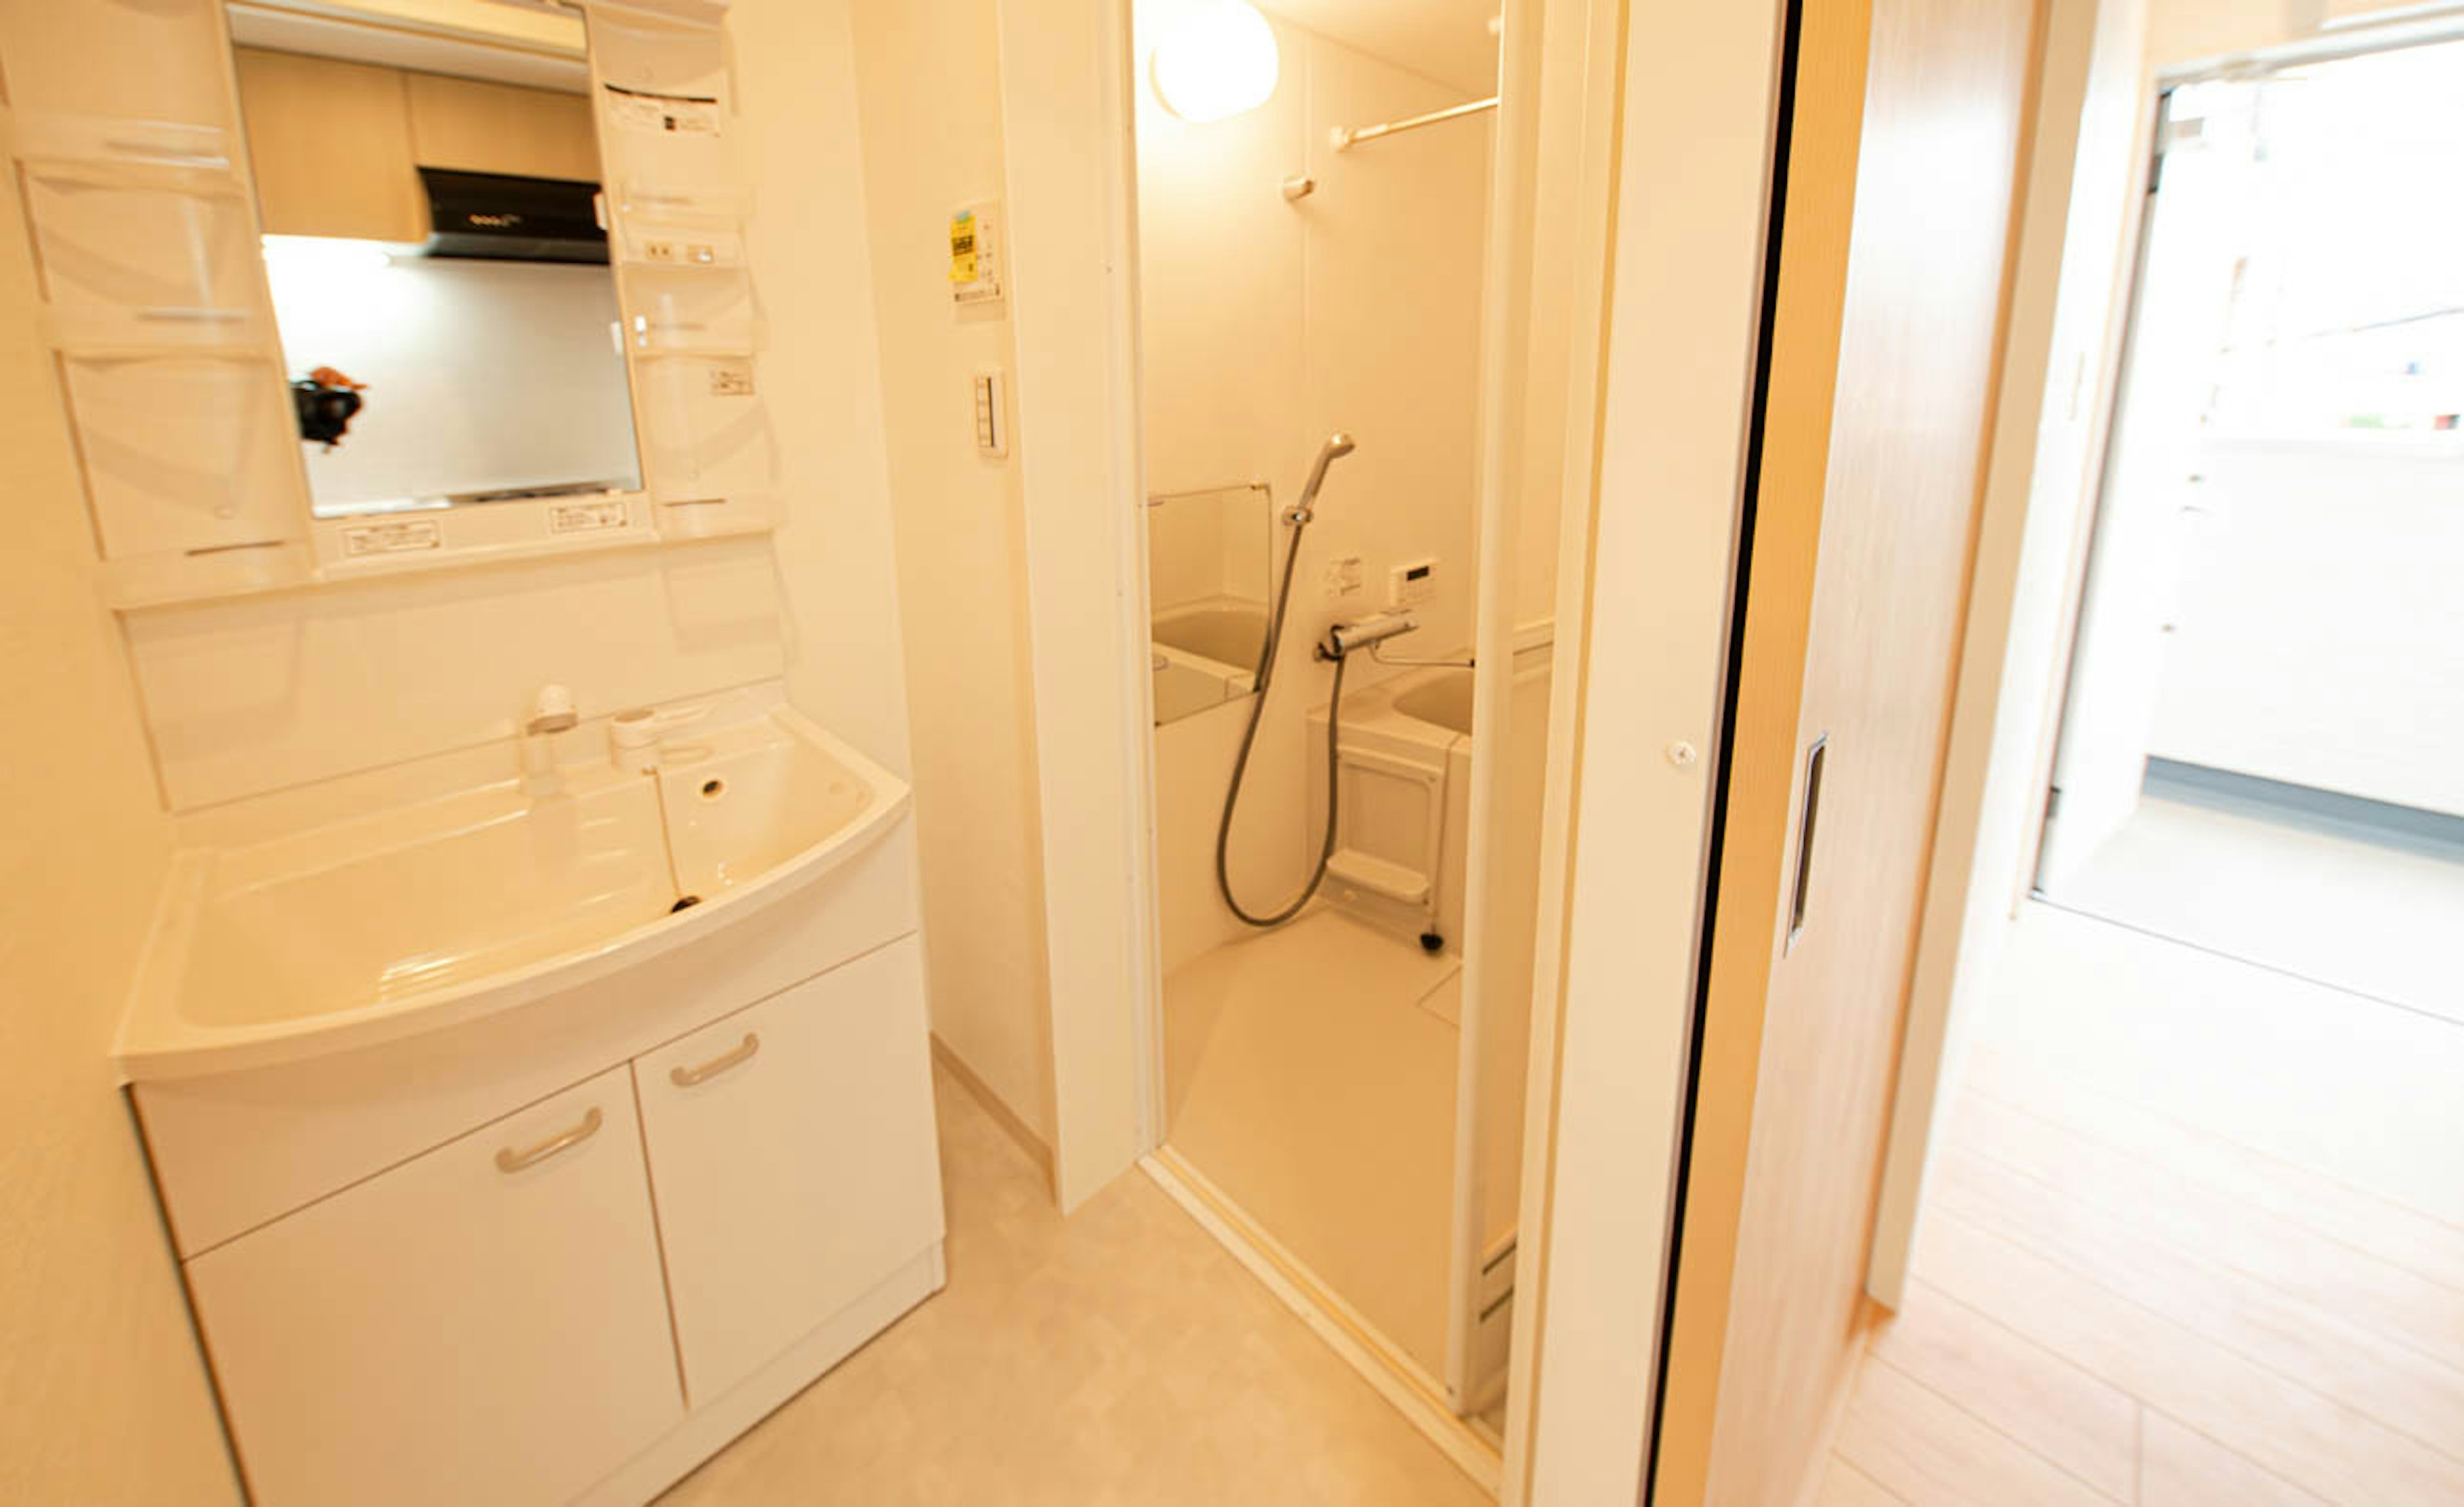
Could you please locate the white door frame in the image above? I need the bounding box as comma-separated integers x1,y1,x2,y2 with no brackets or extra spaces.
999,0,1786,1495
994,0,1161,1213
1508,2,1789,1499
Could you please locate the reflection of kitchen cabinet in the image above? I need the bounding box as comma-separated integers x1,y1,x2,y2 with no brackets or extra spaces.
407,72,599,183
235,49,602,243
233,47,429,242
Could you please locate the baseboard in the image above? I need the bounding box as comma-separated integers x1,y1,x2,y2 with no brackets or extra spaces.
2146,757,2464,851
1141,1149,1503,1495
580,1243,946,1505
930,1034,1056,1191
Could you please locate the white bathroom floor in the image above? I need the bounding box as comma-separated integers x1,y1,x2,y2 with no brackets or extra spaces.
1161,908,1464,1382
659,1061,1489,1506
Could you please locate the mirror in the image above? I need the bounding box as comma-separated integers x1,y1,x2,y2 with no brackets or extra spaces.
1147,482,1274,725
227,3,642,519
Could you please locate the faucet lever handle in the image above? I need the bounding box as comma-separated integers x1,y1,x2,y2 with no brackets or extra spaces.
610,702,711,771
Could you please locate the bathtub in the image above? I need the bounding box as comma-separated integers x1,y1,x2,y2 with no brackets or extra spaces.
1151,599,1269,725
1152,600,1270,668
1306,643,1552,951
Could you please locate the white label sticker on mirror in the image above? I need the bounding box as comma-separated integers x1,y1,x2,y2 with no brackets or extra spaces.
549,500,629,536
342,520,443,557
604,86,721,138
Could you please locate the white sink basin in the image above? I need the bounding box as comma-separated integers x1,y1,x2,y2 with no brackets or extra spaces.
117,704,908,1080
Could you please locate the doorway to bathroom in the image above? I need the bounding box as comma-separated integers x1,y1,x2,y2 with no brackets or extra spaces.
1129,0,1544,1467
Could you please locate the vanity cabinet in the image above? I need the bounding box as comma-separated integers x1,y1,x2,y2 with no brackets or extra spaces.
636,942,944,1404
153,911,946,1505
184,1069,683,1507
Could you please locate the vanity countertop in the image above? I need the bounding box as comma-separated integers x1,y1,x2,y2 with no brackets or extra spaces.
115,697,909,1082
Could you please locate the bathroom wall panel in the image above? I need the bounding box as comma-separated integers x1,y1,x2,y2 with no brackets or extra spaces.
844,0,1057,1145
127,540,787,810
1296,37,1490,667
732,0,923,782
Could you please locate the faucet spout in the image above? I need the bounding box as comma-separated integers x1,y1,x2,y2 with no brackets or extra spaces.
520,685,577,797
525,684,579,736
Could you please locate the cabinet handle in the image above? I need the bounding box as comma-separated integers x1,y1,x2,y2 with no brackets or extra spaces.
669,1032,761,1088
495,1105,603,1173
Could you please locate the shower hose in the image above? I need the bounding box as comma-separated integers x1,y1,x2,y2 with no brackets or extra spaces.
1215,513,1349,928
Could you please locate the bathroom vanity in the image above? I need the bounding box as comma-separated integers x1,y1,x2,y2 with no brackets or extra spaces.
117,691,945,1504
0,0,951,1494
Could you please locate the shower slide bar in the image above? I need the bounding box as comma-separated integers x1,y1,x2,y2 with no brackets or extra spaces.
1330,95,1499,152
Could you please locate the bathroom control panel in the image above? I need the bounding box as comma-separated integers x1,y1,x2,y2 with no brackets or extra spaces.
1388,558,1437,609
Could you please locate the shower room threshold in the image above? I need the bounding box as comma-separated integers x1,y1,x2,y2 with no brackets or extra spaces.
1138,1149,1503,1495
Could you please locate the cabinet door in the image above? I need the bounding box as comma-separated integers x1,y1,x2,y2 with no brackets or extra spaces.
406,72,600,182
635,936,945,1405
234,48,429,241
186,1069,681,1507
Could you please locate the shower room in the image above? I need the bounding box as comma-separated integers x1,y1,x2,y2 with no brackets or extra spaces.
1135,0,1558,1442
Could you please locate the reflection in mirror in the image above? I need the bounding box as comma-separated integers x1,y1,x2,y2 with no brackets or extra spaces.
1147,482,1274,725
227,4,642,518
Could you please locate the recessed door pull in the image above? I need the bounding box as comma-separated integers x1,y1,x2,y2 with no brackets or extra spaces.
1786,735,1828,953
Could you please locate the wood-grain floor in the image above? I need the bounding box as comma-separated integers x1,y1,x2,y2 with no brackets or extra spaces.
1828,903,2464,1505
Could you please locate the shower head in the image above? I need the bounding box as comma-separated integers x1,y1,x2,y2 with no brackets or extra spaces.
1290,432,1356,524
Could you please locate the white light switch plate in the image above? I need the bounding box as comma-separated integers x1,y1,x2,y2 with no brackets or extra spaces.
971,368,1007,458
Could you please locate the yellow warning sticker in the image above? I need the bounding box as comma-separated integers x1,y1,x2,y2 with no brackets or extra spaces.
949,210,979,285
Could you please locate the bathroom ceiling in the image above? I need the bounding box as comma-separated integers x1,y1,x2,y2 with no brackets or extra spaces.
1255,0,1500,97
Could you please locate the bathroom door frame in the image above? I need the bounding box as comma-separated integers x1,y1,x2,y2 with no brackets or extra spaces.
998,0,1784,1498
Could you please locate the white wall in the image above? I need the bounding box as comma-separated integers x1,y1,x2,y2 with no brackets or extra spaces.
2148,0,2323,66
0,149,237,1506
123,0,919,819
269,254,638,509
2148,438,2464,815
1138,3,1493,971
846,0,1057,1144
2143,0,2460,69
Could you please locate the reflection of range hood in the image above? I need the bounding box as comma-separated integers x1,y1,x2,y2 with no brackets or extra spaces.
420,168,608,264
